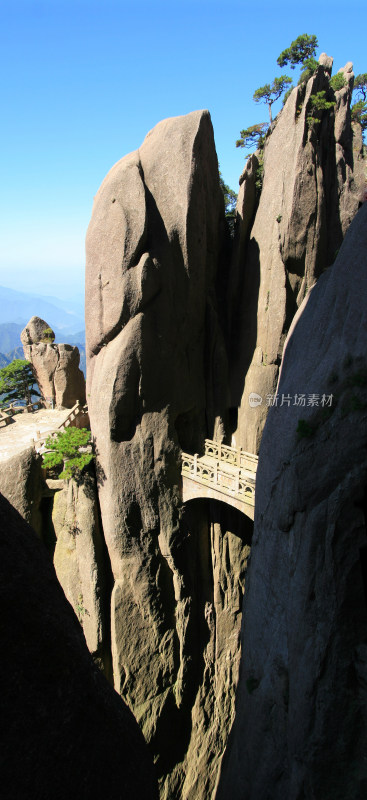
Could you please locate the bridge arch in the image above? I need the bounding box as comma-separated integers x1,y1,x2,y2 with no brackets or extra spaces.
181,439,257,520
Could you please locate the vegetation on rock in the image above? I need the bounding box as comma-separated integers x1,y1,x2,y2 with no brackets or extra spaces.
330,72,346,92
41,327,55,343
237,34,367,158
277,34,318,70
236,34,319,155
297,57,319,85
236,122,268,152
42,427,94,479
219,171,237,216
351,74,367,140
306,91,336,128
235,124,267,193
253,76,293,123
219,170,237,236
0,359,40,407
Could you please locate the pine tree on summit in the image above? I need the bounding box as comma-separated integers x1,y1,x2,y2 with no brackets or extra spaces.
277,34,318,70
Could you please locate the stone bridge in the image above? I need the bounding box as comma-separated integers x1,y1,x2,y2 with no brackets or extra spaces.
181,439,258,519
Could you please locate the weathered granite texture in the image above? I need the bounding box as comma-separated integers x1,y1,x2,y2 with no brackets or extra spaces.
22,316,86,408
0,492,158,800
229,57,365,454
217,202,367,800
0,446,44,535
52,470,111,678
86,110,247,797
20,315,55,345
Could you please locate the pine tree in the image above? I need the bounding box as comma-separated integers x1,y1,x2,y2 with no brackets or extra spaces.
0,359,40,407
42,427,95,480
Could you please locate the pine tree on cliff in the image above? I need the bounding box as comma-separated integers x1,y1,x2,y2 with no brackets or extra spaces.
253,76,293,123
237,34,319,152
351,74,367,141
235,34,367,153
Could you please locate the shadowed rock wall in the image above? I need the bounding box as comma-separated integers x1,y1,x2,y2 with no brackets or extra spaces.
217,202,367,800
0,492,158,800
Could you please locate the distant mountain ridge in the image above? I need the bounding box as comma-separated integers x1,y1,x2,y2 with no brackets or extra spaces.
0,288,86,374
0,323,86,353
0,286,84,333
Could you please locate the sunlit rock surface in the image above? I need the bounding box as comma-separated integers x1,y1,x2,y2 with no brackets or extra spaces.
229,58,365,454
86,110,251,798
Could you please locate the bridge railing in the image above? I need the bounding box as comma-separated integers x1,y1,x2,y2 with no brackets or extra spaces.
204,439,258,473
181,453,255,507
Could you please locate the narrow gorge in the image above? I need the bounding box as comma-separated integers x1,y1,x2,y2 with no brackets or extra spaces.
1,53,366,799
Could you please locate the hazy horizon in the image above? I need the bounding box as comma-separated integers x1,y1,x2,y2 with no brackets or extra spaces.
0,0,365,301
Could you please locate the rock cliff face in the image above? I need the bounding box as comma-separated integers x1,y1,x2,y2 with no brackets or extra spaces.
52,471,111,677
217,203,367,799
21,315,86,408
4,44,365,800
84,87,365,796
86,110,251,798
229,58,365,453
0,447,44,535
0,492,158,799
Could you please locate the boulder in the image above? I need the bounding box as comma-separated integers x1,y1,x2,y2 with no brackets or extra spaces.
318,52,333,73
217,203,367,799
20,315,55,345
0,492,158,799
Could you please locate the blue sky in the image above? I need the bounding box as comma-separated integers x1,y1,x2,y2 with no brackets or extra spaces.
0,0,365,302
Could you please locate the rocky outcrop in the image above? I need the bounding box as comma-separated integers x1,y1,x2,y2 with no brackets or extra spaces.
229,57,365,454
20,315,55,345
0,446,44,535
86,110,243,797
217,203,367,799
21,316,86,408
0,442,110,674
0,492,158,800
52,470,111,677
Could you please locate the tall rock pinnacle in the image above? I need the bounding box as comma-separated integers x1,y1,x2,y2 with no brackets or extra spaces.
86,110,233,797
229,58,365,453
21,316,85,408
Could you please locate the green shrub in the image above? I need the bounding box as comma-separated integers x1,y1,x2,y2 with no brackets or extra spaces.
330,72,346,92
306,90,335,127
42,427,94,480
41,327,55,343
298,57,319,85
